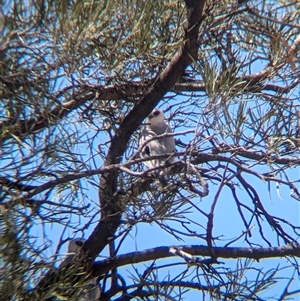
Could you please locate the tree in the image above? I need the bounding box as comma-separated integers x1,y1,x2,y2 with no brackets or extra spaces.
1,0,300,300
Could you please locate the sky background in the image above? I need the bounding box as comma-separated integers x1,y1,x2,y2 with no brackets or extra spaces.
1,1,300,299
31,95,300,300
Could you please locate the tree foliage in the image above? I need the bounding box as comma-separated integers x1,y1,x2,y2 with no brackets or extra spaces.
1,0,300,300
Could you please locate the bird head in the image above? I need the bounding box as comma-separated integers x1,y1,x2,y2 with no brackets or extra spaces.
67,239,85,252
148,109,164,125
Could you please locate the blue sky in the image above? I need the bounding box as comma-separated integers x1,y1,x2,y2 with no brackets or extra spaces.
28,95,299,299
2,1,300,299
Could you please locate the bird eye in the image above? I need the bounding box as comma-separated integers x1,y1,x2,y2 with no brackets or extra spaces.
153,110,160,116
75,240,84,246
145,146,150,156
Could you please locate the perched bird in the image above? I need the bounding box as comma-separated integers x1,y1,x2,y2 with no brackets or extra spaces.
139,108,175,183
59,239,85,267
83,277,101,301
60,239,101,301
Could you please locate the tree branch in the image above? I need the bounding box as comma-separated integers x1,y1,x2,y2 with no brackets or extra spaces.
84,0,207,259
92,243,300,277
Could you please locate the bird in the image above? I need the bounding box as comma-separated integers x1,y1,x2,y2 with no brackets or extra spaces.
59,239,101,301
59,239,85,267
139,108,175,183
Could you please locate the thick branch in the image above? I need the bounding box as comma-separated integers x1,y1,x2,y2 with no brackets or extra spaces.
33,1,207,295
0,83,144,143
0,92,91,142
5,147,300,209
92,243,300,277
2,72,296,144
84,0,207,259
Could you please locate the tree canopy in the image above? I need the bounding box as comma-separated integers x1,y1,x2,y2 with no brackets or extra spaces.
1,0,300,300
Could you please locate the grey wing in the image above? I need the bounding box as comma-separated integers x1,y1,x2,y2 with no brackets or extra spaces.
158,124,175,182
83,278,101,301
164,124,175,153
140,126,165,169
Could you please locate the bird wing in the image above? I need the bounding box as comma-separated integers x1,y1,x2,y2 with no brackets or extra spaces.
163,124,175,153
139,126,165,169
84,278,101,301
139,121,175,183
